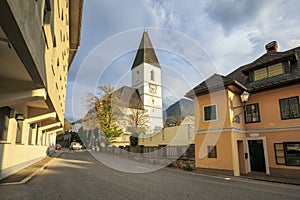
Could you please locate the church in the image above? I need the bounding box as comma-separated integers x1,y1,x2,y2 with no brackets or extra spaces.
114,31,163,135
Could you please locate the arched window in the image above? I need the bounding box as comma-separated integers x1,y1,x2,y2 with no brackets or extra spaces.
137,70,139,81
151,70,155,81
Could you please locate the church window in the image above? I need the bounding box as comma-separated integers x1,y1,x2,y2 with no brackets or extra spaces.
137,70,139,82
151,70,155,81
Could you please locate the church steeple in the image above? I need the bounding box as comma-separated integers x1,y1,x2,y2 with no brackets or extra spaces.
131,31,161,69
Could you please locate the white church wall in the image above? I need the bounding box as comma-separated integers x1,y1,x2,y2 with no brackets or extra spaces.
143,63,161,84
131,65,144,88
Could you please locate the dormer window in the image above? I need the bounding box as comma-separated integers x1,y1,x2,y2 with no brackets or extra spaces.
253,62,284,81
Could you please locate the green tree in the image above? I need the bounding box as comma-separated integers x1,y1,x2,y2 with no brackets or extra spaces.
93,86,123,144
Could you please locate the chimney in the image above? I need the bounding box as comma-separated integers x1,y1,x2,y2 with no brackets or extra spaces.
265,41,279,52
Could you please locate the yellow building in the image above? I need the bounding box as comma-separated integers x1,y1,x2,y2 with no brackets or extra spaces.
0,0,83,179
186,41,300,177
138,116,194,147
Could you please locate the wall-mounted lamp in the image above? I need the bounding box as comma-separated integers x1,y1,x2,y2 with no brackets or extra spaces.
15,113,25,121
231,91,250,123
240,91,250,104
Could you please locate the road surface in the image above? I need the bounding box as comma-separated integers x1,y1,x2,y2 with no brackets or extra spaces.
0,150,299,199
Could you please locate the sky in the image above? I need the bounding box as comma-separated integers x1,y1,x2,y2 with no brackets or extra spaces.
66,0,300,122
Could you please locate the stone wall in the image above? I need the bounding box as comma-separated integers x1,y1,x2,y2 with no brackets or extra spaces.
100,144,196,171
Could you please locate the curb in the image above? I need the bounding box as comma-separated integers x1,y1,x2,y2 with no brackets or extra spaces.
241,176,300,186
0,152,63,186
167,167,300,186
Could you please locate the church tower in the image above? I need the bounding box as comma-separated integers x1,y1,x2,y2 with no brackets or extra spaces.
131,31,163,134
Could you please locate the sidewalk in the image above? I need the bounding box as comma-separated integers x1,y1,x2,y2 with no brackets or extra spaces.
0,151,63,185
241,171,300,185
192,168,300,186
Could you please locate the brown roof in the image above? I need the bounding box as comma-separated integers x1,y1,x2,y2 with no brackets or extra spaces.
131,31,161,69
227,46,300,93
113,86,144,110
186,45,300,98
185,73,246,98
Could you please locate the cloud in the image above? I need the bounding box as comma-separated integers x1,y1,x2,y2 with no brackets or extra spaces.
65,0,300,121
205,0,269,34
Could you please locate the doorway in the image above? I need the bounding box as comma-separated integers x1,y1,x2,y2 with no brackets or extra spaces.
248,140,266,172
237,140,247,174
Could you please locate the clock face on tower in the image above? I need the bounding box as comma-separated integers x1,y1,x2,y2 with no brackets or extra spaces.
149,83,157,94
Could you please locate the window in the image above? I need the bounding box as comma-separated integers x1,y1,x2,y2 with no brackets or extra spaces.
254,63,284,81
279,96,300,120
254,68,267,81
136,70,139,82
274,142,300,166
204,105,217,121
208,146,217,158
274,143,285,165
245,103,260,123
0,107,10,141
268,63,284,77
151,70,155,81
285,143,300,166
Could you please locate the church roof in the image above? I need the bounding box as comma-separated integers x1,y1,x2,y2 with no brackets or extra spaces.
113,86,144,110
131,31,161,69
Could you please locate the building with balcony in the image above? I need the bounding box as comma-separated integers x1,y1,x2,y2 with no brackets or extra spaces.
0,0,83,179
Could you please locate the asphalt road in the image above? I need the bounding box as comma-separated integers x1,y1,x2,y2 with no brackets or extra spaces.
0,150,299,200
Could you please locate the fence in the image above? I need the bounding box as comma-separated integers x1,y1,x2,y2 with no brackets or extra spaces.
99,144,195,170
100,144,195,160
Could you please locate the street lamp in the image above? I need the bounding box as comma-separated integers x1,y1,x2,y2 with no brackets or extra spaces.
240,91,250,104
232,91,250,123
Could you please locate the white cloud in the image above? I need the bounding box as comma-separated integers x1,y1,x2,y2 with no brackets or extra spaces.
288,40,300,48
66,0,300,121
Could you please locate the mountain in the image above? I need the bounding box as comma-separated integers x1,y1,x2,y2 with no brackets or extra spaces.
162,96,178,110
163,98,194,126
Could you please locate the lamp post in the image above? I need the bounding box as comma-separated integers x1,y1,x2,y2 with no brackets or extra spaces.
232,91,250,123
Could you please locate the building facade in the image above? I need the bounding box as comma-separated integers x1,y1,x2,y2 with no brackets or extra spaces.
186,42,300,177
0,0,83,179
131,31,163,134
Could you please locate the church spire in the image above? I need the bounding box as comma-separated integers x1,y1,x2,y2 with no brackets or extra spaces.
131,31,161,69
